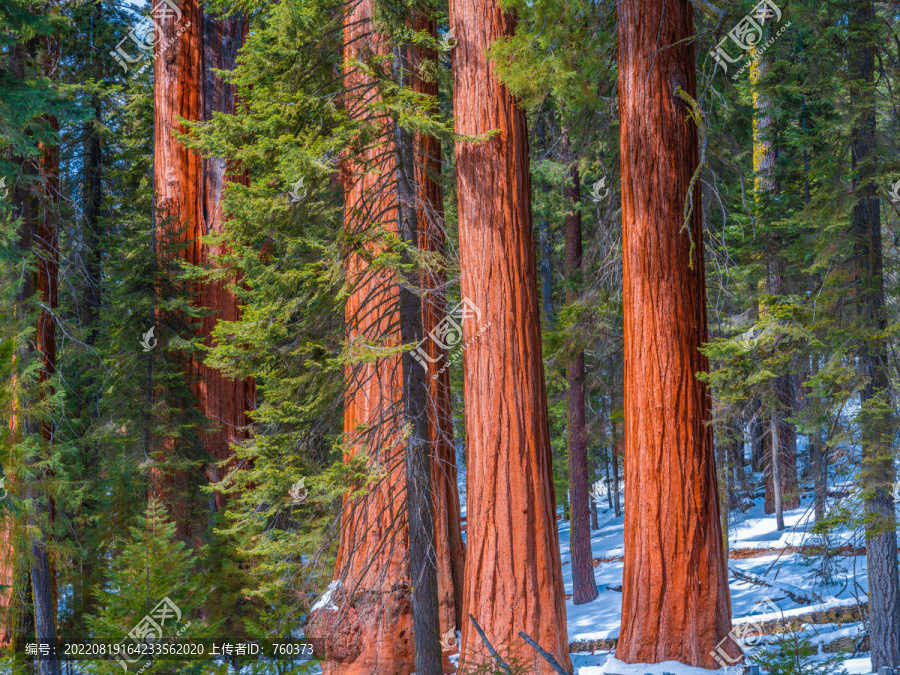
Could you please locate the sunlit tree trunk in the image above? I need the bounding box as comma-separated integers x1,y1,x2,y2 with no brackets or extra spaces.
450,0,571,667
615,0,734,666
153,0,253,539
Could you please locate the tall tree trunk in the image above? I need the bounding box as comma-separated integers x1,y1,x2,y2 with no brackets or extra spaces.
615,0,734,666
564,161,598,605
28,109,62,675
152,0,254,540
394,40,442,675
410,17,466,645
604,448,613,510
540,219,554,324
849,0,900,667
770,416,784,531
450,0,572,666
752,48,799,518
612,438,621,518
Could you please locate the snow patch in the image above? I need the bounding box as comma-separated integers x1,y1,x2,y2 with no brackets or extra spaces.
310,580,342,612
600,655,732,675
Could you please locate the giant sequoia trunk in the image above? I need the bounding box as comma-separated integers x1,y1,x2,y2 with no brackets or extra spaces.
848,0,900,667
450,0,572,669
152,0,254,539
309,9,463,674
564,162,598,605
615,0,735,667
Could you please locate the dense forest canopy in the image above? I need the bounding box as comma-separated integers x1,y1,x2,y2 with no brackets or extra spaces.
0,0,899,673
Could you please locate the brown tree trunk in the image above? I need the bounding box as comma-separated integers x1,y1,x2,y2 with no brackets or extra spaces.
306,6,415,674
410,16,466,646
849,0,900,667
612,439,621,518
615,0,734,666
564,162,598,605
450,0,571,666
152,0,254,540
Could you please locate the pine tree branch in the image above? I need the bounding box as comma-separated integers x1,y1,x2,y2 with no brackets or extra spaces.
469,614,512,675
518,632,572,675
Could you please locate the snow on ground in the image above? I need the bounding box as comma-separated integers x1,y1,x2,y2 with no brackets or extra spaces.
561,486,873,674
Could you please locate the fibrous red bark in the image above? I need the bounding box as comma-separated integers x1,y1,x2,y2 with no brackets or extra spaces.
450,0,572,668
615,0,735,667
152,0,254,537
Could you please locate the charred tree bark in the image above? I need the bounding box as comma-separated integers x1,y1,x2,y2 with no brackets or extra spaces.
564,161,598,605
450,0,572,666
615,0,734,666
849,0,900,667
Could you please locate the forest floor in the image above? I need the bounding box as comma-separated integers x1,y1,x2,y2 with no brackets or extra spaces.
563,485,874,674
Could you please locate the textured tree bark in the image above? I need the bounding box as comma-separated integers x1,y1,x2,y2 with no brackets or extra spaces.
152,0,254,539
615,0,735,666
410,15,466,645
450,0,571,666
848,0,900,667
306,4,415,673
564,162,598,605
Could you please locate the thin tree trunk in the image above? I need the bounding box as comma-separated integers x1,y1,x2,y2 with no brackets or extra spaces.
450,0,571,665
612,440,621,519
410,17,466,644
394,41,442,675
604,447,613,510
590,495,599,529
564,160,598,605
540,219,554,324
770,416,784,532
849,0,900,667
615,0,734,666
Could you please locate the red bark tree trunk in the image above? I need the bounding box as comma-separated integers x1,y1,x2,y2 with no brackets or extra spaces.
615,0,735,667
308,6,413,674
450,0,571,668
152,0,254,537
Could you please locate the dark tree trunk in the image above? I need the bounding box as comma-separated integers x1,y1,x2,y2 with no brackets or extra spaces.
540,219,554,324
604,448,613,510
849,0,900,667
395,42,442,675
615,0,734,666
410,18,466,645
564,162,598,605
612,440,621,519
450,0,572,664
